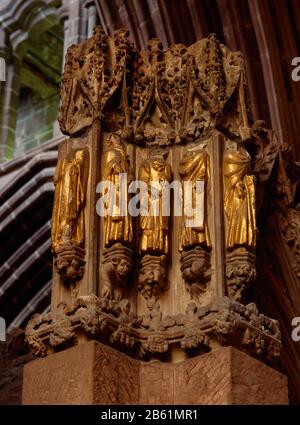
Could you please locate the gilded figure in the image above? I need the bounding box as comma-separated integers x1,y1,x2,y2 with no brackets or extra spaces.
102,134,133,247
223,148,256,251
179,149,211,251
139,156,172,255
52,148,89,252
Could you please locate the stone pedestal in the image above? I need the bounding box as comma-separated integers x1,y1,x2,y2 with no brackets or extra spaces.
22,341,288,405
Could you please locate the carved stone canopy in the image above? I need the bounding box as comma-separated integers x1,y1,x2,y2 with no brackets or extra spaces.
26,27,284,366
58,29,250,144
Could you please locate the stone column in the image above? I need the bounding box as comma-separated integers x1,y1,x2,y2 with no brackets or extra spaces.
0,53,22,161
87,4,97,38
59,0,98,60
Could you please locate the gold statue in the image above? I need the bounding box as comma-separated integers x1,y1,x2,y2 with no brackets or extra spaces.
102,134,133,247
52,148,89,251
223,148,256,251
139,156,172,255
179,149,211,251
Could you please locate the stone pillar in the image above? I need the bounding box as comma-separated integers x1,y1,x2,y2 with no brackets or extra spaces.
0,28,19,160
87,4,97,38
59,0,99,60
23,29,288,406
0,54,22,161
22,341,288,405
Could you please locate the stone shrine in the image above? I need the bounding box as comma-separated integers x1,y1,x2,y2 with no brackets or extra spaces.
22,28,289,405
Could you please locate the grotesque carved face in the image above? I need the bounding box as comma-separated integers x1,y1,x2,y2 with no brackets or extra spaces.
55,254,84,283
64,264,78,279
116,259,131,279
56,258,79,280
145,265,165,285
191,260,204,276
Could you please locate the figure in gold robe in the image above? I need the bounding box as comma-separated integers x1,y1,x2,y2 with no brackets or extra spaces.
223,148,256,251
51,148,89,252
139,157,172,255
102,134,133,247
179,149,211,251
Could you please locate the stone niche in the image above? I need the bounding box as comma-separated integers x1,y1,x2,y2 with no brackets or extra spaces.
23,27,288,405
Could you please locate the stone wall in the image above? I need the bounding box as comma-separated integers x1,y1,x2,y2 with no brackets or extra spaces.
14,89,59,156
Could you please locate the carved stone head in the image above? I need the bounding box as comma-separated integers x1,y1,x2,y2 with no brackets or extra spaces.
138,255,167,300
54,242,86,283
112,258,131,280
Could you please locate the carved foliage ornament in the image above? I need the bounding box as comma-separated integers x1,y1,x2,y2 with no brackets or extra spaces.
25,295,281,360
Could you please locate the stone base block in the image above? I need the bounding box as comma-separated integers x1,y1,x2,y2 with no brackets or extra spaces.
22,341,288,405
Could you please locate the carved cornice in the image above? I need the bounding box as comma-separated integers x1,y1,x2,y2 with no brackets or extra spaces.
26,295,281,362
